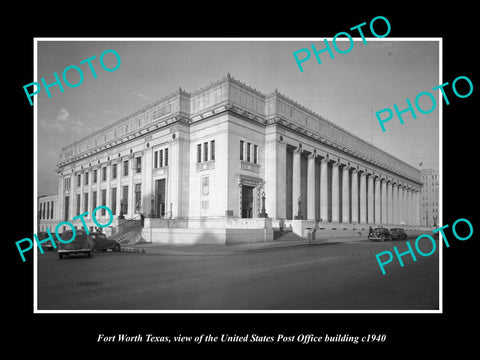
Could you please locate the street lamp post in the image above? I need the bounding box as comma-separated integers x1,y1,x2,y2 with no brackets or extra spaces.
118,199,125,219
294,196,302,219
258,191,268,218
149,195,155,218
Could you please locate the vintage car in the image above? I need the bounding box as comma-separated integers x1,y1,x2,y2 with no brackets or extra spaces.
57,230,94,259
89,232,121,252
36,231,57,251
368,227,392,242
390,228,408,241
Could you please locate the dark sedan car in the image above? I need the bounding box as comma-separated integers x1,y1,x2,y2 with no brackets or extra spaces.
36,231,57,251
368,228,392,242
390,228,408,241
58,230,94,259
89,232,121,252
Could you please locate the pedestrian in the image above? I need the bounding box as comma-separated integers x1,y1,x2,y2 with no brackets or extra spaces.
279,218,285,235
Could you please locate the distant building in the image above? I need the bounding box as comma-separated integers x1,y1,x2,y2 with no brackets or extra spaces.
420,168,439,227
37,194,59,233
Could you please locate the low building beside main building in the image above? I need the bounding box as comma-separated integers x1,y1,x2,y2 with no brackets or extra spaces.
48,74,424,244
37,194,58,233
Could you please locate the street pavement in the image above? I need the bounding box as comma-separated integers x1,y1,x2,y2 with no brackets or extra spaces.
36,238,439,311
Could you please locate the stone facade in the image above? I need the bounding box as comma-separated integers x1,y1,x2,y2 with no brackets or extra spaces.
54,74,423,243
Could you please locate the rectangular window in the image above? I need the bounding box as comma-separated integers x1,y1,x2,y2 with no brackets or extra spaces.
254,144,258,164
77,174,81,187
247,142,251,162
64,196,69,221
210,140,215,161
135,183,142,213
83,193,89,213
203,142,208,162
50,201,54,219
164,148,169,166
136,157,142,173
123,160,129,177
112,163,117,179
46,202,50,219
93,170,97,184
111,188,117,215
84,172,89,185
92,191,97,210
76,194,81,215
159,149,164,168
122,186,129,213
101,189,106,215
154,151,158,169
102,167,107,182
240,140,244,161
197,144,202,163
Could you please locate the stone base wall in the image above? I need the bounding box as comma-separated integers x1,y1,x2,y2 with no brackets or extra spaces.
277,219,433,243
142,217,273,244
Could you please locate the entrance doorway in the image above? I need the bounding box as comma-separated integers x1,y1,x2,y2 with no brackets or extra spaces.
155,179,166,218
241,185,254,218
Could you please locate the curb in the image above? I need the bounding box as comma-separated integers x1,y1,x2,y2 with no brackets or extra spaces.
119,240,349,256
117,236,422,256
120,247,146,253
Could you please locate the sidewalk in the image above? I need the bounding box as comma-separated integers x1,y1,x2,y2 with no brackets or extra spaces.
119,237,376,255
121,239,312,256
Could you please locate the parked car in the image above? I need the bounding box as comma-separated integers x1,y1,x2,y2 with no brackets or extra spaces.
57,230,94,259
390,228,408,241
36,231,57,251
89,232,121,252
368,228,392,242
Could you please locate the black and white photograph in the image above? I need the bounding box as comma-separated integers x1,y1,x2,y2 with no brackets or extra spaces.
7,6,478,355
34,39,440,312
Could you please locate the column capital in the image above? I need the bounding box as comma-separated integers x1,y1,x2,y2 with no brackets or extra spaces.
293,146,303,154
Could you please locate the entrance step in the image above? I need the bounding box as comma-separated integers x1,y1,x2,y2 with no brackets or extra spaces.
273,230,305,242
110,220,144,244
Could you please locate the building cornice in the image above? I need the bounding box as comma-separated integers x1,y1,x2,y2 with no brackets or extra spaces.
57,74,421,184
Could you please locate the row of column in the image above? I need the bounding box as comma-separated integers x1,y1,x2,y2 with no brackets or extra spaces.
58,130,189,225
59,152,138,224
292,148,420,226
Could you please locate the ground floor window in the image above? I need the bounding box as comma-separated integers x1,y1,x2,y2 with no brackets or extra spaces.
135,183,142,213
111,188,117,215
122,186,128,214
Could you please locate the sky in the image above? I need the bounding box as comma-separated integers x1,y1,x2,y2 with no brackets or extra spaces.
36,39,440,196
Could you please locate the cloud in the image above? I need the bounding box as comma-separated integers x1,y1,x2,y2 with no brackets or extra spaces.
105,109,127,117
56,107,70,121
39,107,90,135
132,91,152,101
